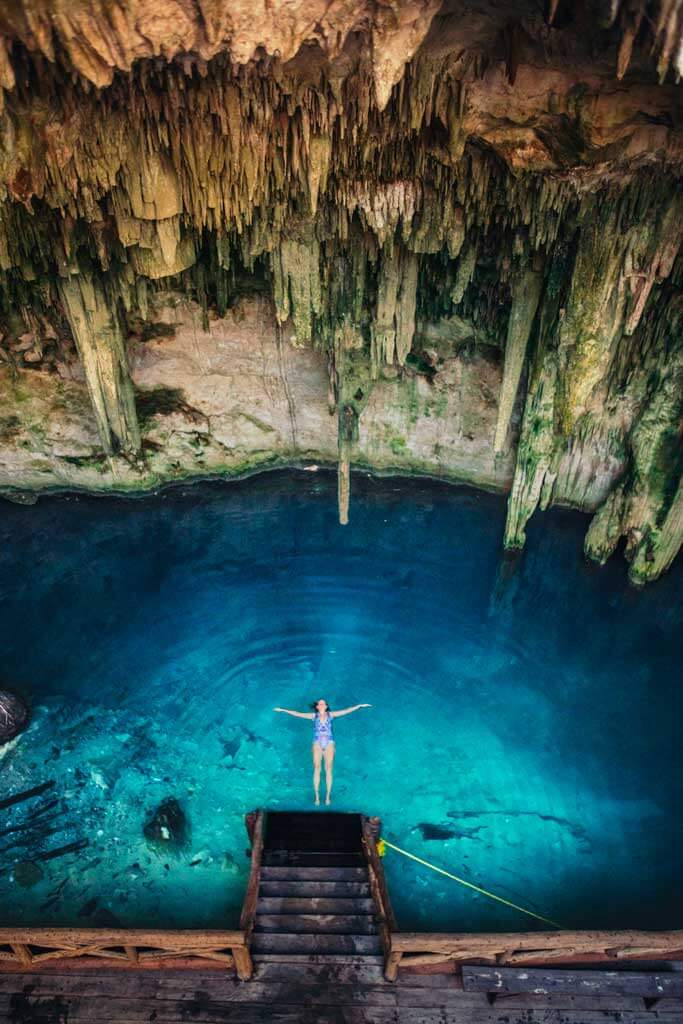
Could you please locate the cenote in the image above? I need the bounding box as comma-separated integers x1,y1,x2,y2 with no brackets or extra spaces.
0,469,680,934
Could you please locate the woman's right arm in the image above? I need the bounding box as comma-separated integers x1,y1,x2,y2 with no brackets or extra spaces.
274,708,315,719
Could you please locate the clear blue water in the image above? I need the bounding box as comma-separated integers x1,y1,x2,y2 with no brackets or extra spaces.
0,470,680,933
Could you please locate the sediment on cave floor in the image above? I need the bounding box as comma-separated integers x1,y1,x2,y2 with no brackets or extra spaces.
0,0,681,582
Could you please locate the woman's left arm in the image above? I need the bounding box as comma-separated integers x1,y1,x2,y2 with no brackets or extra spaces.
331,704,372,718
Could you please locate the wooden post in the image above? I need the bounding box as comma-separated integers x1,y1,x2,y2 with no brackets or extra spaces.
361,816,400,980
384,949,403,982
124,946,139,964
233,945,253,981
236,808,264,981
240,810,265,941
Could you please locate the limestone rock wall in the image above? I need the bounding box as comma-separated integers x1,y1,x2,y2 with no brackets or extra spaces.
0,293,519,493
0,0,681,581
0,291,627,511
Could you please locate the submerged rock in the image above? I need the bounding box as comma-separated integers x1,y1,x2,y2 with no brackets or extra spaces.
0,689,29,744
14,861,44,889
143,797,190,853
416,823,456,841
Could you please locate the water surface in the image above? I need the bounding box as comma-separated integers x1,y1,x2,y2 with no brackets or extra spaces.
0,470,680,932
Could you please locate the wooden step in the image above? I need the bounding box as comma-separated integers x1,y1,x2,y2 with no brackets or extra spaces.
257,896,375,914
264,812,363,854
252,960,387,984
259,880,371,898
251,953,385,965
260,865,367,881
250,933,383,956
262,850,365,867
254,914,378,935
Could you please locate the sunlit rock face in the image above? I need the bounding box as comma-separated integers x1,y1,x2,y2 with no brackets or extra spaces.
0,0,681,582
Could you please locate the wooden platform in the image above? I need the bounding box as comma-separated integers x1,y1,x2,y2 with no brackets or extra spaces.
3,960,683,1022
3,810,682,1021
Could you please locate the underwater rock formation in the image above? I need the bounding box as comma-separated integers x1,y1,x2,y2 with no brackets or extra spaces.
0,688,29,743
0,0,681,580
143,797,190,853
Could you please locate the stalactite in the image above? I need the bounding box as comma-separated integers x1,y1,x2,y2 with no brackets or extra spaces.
584,350,683,583
503,350,559,550
371,244,418,376
338,404,355,525
494,259,544,454
58,273,141,457
272,221,322,347
503,181,682,556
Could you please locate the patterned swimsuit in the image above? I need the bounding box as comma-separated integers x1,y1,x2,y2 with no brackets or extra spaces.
313,712,334,751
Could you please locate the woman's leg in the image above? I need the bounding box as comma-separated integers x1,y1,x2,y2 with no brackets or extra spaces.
324,742,335,805
312,743,323,805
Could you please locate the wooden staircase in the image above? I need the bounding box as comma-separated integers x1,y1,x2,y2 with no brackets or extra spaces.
248,812,385,962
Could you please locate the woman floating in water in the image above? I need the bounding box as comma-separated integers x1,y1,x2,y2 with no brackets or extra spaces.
274,700,371,805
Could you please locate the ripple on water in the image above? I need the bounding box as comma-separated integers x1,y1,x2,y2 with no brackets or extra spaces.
0,470,680,931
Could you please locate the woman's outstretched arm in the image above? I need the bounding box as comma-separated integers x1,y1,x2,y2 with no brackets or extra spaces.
274,707,315,719
331,704,372,718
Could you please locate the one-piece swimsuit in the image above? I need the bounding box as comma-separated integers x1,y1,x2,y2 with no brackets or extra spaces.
313,712,334,751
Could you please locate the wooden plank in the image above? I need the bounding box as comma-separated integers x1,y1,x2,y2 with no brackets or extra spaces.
164,982,399,1007
0,973,163,997
391,930,683,959
462,965,683,997
0,955,233,972
250,933,383,955
48,1005,400,1024
395,985,676,1010
252,961,387,985
259,881,371,898
4,996,678,1024
492,991,679,1011
260,866,368,881
252,953,385,965
255,914,378,935
257,897,375,914
0,928,246,947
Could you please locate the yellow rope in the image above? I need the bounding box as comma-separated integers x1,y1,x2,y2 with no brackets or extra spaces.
379,837,564,930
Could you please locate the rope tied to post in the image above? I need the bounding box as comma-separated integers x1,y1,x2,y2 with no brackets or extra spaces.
379,837,564,930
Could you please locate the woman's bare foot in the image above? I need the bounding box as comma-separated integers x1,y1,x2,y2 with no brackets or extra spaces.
314,795,320,806
325,795,331,805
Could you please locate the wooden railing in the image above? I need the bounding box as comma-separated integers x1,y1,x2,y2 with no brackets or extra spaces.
0,811,266,980
0,928,252,978
360,815,397,961
384,929,683,981
239,809,265,947
4,808,682,986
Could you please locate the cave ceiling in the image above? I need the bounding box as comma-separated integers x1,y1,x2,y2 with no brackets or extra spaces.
0,0,681,582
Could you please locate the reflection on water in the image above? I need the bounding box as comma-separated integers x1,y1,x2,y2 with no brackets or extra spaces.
0,470,680,931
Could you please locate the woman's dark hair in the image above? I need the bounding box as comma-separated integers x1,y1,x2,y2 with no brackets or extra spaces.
311,698,331,712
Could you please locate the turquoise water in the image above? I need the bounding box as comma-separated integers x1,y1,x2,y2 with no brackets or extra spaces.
0,470,680,933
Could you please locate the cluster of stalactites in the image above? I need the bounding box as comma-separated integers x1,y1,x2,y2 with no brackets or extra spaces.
503,185,683,583
0,34,680,576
